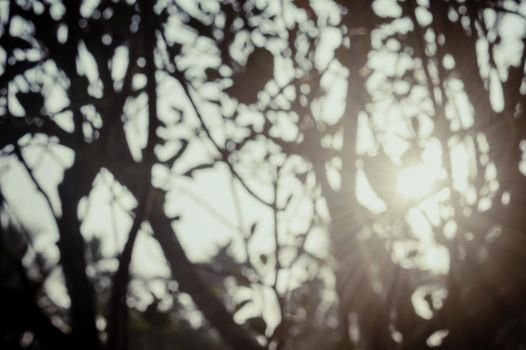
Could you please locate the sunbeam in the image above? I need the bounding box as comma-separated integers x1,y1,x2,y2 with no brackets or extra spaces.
396,164,437,199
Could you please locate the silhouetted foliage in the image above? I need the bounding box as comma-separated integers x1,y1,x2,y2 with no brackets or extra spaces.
2,0,526,350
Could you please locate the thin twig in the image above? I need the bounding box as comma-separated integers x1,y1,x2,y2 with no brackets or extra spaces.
174,183,241,232
14,145,57,217
174,67,274,207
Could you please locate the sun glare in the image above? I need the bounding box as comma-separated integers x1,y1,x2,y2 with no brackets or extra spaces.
396,165,437,199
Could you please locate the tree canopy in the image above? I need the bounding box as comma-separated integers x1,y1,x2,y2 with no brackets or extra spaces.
2,0,526,349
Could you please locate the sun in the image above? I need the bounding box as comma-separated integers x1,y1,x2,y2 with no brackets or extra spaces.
396,164,437,199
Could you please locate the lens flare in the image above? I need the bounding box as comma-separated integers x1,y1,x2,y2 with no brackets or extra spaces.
396,165,437,199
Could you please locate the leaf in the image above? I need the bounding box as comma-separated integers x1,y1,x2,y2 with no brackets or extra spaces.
186,16,214,38
334,45,351,64
88,237,103,263
205,67,222,81
401,146,422,167
165,41,183,60
225,47,274,104
16,91,44,116
295,171,308,183
293,0,318,21
362,150,399,204
246,316,267,335
143,299,169,327
232,269,252,287
10,37,33,50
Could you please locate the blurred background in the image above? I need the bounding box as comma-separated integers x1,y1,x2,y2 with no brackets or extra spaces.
1,0,526,349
